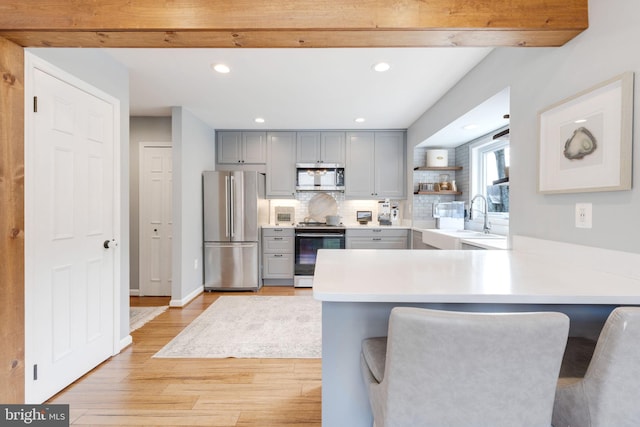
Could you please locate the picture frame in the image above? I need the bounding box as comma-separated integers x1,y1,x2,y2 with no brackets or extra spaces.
356,210,372,224
538,72,634,194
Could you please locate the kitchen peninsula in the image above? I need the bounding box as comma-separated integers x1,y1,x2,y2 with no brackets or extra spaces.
313,236,640,427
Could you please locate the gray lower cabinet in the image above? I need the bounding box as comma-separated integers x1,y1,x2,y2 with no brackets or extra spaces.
262,227,294,280
346,228,409,249
460,242,487,250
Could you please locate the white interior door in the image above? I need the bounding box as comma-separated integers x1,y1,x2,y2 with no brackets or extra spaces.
25,59,119,403
139,146,173,296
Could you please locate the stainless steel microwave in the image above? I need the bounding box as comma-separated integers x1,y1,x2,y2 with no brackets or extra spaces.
295,163,345,192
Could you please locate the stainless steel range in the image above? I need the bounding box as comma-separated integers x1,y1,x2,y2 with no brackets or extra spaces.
294,222,345,287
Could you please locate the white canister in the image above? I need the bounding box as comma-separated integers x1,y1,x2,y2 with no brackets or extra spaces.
426,149,448,167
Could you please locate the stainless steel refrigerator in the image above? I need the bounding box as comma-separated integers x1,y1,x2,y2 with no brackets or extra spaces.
203,171,268,290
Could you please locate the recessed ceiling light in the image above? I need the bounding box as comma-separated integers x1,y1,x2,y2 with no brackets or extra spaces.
254,117,265,123
574,119,587,123
355,117,366,123
212,64,231,74
462,124,478,131
372,62,391,72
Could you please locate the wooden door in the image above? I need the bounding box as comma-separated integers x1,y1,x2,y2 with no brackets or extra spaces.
139,146,173,296
26,62,118,403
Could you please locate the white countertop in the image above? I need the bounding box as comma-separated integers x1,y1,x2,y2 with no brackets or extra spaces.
312,247,640,305
262,224,411,229
419,228,508,250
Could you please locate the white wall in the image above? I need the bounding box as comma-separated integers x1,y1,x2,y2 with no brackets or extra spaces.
28,48,132,339
408,0,640,253
129,117,172,291
171,107,216,304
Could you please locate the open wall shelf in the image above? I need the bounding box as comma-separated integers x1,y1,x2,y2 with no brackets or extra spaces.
414,191,462,195
414,166,463,171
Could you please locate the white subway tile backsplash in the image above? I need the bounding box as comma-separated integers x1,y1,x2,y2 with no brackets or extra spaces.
269,141,502,229
269,193,388,225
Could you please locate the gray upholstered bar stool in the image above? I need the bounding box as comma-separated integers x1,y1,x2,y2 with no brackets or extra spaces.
360,307,569,427
553,306,640,427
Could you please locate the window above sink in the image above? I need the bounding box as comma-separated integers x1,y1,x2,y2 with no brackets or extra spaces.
470,127,510,217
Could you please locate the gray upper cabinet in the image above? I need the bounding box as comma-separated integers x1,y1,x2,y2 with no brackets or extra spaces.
374,131,406,198
345,132,376,198
296,131,345,164
217,131,266,164
266,132,296,198
345,131,405,199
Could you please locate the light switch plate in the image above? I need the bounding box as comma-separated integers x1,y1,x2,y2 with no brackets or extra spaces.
575,203,592,228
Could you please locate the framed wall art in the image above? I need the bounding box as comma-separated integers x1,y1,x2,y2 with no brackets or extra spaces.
538,71,634,194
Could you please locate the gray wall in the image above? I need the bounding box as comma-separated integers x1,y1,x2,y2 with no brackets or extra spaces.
129,117,172,291
408,0,640,253
171,107,216,304
27,48,132,340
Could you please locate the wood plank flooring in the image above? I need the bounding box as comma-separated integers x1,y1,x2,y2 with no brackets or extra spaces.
47,287,321,426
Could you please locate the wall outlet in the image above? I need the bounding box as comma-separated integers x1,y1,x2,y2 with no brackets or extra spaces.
194,259,198,270
575,203,592,228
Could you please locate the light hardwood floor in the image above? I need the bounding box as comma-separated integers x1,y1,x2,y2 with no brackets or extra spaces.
48,287,322,426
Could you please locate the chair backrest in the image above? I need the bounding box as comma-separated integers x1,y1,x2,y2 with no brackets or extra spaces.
581,307,640,426
377,307,569,427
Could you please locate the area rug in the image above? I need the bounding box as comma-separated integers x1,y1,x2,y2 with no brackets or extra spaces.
153,296,321,359
130,306,168,332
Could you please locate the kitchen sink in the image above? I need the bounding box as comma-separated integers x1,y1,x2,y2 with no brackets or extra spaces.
444,230,506,239
420,228,507,250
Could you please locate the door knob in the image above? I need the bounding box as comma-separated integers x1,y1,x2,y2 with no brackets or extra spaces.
103,239,118,249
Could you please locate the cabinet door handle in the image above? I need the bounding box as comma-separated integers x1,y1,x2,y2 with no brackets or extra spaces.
372,229,382,232
373,238,382,241
274,254,283,257
274,237,283,240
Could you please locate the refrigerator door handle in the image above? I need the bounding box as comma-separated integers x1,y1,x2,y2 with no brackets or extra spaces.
224,175,230,238
230,175,236,238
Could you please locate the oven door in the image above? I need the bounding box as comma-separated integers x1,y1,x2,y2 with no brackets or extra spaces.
294,232,345,276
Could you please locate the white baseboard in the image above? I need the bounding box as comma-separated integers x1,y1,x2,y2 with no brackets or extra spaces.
129,289,140,296
170,285,204,307
119,334,133,352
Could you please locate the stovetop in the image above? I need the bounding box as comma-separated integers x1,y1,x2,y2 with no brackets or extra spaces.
295,222,345,231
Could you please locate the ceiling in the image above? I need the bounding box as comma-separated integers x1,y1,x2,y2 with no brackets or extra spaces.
104,47,508,145
417,87,511,148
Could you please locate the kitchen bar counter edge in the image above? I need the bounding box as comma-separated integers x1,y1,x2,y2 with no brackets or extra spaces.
313,235,640,427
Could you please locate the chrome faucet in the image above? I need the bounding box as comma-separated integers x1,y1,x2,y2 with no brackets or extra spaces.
470,194,491,234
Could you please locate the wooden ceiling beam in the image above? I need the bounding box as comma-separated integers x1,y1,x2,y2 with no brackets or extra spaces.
0,29,586,49
0,0,588,48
